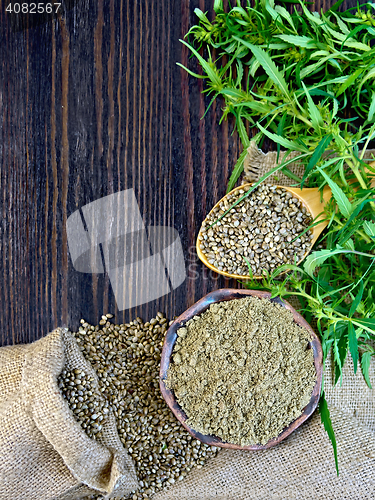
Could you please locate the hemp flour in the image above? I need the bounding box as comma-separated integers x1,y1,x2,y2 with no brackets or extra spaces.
166,296,316,446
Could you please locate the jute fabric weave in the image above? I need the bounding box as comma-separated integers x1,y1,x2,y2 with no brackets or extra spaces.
0,328,138,500
243,140,375,186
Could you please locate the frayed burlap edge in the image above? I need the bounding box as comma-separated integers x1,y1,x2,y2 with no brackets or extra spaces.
243,141,375,186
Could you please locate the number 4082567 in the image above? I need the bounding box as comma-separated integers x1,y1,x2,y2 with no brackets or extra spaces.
6,3,61,14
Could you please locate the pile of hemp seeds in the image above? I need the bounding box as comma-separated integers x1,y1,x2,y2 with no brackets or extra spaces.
198,184,314,276
166,296,317,447
60,313,218,500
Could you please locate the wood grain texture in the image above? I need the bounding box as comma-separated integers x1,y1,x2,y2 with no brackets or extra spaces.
0,0,358,346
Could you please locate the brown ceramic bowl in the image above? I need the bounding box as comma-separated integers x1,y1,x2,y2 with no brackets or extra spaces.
159,288,323,450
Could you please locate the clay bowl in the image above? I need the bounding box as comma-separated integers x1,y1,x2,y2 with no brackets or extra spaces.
159,288,323,450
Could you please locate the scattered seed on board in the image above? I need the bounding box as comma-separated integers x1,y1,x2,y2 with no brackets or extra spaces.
199,184,313,276
62,314,218,500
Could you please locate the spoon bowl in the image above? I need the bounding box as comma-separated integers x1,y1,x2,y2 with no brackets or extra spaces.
197,183,332,280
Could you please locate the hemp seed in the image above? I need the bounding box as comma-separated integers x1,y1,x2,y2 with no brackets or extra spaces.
199,184,313,276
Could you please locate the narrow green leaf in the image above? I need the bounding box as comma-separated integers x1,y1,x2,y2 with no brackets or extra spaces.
226,148,248,193
304,249,352,276
334,333,348,386
348,323,359,374
336,197,374,240
274,4,297,31
361,352,373,389
236,116,250,149
250,58,261,77
343,238,355,251
281,166,303,183
349,281,364,318
363,220,375,238
236,60,244,87
339,219,368,246
300,56,333,79
257,123,309,152
316,167,353,218
232,37,290,97
301,135,333,188
231,6,249,19
332,13,349,33
276,113,287,163
340,25,369,48
336,68,363,97
323,338,335,364
300,2,324,26
193,8,210,25
357,67,375,102
270,263,302,279
275,34,317,48
302,82,324,132
309,50,331,58
319,392,339,476
242,256,254,279
179,40,222,87
322,26,344,42
233,100,273,114
176,63,206,80
213,0,223,12
353,318,375,331
312,76,349,89
332,98,339,120
219,88,246,99
368,92,375,122
265,0,278,20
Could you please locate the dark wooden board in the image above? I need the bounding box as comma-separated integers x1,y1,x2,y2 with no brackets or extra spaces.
0,0,357,345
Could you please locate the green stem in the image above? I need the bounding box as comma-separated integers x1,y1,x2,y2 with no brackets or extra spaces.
333,217,372,244
352,321,375,337
295,112,314,129
287,290,321,305
346,157,369,191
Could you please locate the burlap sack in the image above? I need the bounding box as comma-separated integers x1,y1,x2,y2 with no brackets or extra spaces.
152,146,375,500
0,328,138,500
243,140,375,186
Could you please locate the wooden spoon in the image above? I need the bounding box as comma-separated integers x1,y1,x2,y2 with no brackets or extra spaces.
196,183,332,280
197,162,375,280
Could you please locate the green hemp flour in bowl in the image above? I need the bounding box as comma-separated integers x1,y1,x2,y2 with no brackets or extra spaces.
165,295,317,447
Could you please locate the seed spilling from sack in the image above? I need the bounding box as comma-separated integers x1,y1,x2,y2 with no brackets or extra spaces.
58,369,110,439
198,184,313,276
166,296,316,446
70,313,218,500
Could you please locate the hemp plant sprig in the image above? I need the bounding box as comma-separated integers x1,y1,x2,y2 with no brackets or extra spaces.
180,0,375,191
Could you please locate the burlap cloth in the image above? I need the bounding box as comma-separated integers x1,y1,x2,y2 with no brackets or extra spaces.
152,143,375,500
243,140,375,186
0,328,138,500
